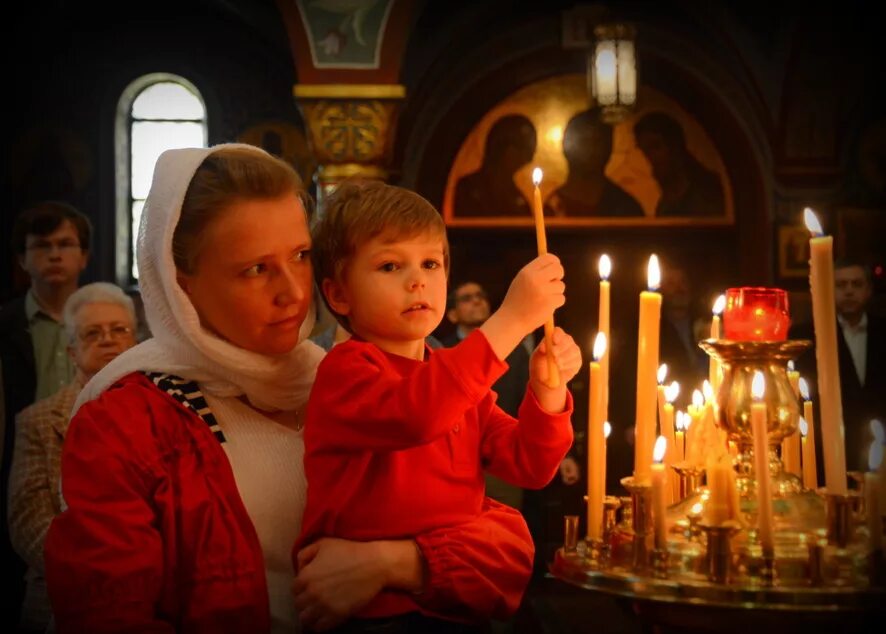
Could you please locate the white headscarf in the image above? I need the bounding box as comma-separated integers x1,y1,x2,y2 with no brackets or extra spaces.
74,144,325,413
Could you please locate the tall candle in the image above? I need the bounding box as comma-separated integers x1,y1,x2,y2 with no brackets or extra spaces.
634,255,662,484
782,428,801,479
532,168,559,389
656,364,668,437
685,389,704,467
751,371,775,552
587,333,607,541
799,378,818,489
651,436,669,549
663,382,679,502
710,294,725,392
675,411,686,462
804,208,847,495
799,418,817,490
599,255,611,421
786,360,800,398
867,440,883,552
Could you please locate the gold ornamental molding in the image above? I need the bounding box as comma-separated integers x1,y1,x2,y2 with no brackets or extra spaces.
298,99,400,165
293,84,406,99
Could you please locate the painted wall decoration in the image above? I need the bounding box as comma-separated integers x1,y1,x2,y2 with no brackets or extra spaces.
443,75,734,227
295,0,394,69
237,120,316,188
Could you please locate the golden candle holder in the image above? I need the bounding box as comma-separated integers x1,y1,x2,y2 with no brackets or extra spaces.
551,338,885,617
603,496,621,538
672,463,704,501
564,515,579,551
700,522,739,584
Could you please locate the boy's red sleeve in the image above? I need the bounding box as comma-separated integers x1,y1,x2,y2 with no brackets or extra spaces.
478,387,574,489
307,331,507,452
414,498,534,621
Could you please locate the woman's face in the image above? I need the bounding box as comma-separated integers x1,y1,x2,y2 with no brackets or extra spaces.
177,191,312,356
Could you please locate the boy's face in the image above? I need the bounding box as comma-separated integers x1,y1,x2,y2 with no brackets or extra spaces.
323,230,447,359
18,219,88,288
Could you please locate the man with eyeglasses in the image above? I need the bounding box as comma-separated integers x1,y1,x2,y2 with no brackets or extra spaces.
8,282,137,632
0,201,91,629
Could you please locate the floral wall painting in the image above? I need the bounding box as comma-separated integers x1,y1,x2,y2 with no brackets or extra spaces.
443,75,734,227
295,0,394,68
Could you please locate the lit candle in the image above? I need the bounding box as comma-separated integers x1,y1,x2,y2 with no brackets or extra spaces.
675,411,686,462
656,364,668,443
786,360,800,398
804,208,847,495
603,420,612,496
587,333,607,541
751,371,775,552
686,389,704,466
663,381,679,502
532,167,559,388
634,255,662,484
599,255,611,421
651,436,669,549
799,377,818,489
866,440,883,552
799,418,816,490
710,294,725,393
782,426,802,480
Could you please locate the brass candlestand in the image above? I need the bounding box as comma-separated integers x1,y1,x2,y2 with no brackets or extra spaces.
552,338,885,619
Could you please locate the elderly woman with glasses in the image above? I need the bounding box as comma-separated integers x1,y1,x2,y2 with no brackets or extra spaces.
7,282,137,633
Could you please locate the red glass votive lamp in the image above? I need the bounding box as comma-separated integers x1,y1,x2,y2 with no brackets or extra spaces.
722,287,790,341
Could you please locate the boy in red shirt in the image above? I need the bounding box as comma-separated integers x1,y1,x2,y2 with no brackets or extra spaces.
295,180,581,632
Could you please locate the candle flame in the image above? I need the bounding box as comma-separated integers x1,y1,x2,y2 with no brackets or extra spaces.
751,371,765,400
799,377,810,401
692,389,703,409
872,419,885,444
665,381,680,403
799,417,808,437
603,421,612,439
598,254,611,280
593,332,607,361
532,167,543,186
712,294,726,315
657,363,668,385
870,441,884,472
803,207,823,237
703,379,714,402
675,412,685,431
690,502,703,515
653,435,667,463
647,254,661,291
787,360,795,372
682,411,692,430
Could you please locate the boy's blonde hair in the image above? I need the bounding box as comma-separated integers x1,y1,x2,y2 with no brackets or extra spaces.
312,179,449,329
172,146,311,274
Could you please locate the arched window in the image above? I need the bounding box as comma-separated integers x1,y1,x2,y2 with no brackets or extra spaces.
116,74,207,284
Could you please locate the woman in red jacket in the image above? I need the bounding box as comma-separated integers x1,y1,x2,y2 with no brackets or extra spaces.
44,144,534,633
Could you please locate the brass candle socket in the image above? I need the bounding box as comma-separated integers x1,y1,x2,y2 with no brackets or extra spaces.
603,496,621,539
672,463,704,500
700,523,739,584
621,476,653,571
563,515,579,551
826,493,857,548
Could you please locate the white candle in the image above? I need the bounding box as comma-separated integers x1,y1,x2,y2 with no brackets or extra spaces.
804,208,847,494
751,371,775,552
587,333,607,541
799,378,818,489
599,255,611,422
634,255,662,484
710,294,725,392
866,441,882,552
533,167,559,388
651,436,669,549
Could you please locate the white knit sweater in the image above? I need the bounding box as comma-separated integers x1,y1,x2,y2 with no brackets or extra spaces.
206,393,305,634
